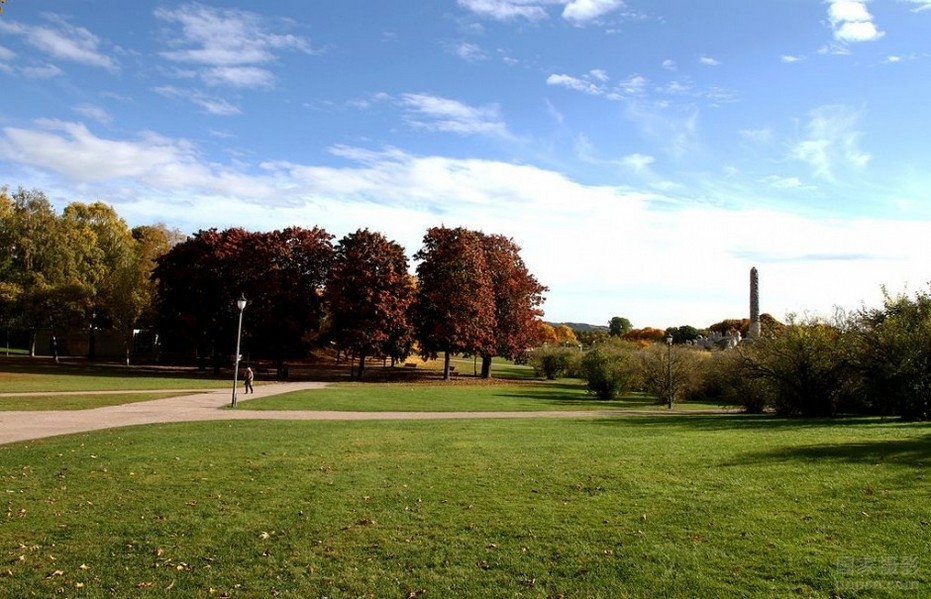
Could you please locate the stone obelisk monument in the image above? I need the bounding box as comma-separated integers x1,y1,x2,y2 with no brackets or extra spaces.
749,267,761,339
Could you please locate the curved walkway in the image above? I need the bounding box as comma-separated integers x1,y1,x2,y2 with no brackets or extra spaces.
0,382,727,445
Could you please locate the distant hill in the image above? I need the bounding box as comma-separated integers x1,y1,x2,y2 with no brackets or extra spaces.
548,322,609,333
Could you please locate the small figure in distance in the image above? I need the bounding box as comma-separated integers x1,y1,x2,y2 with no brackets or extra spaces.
244,366,254,394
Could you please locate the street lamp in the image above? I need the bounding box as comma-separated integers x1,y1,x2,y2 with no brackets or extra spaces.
665,335,673,409
231,295,247,407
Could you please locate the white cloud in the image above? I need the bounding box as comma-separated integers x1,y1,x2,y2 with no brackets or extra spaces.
739,128,773,144
0,15,117,71
826,1,884,43
699,56,720,66
562,0,626,24
781,54,805,63
662,59,676,70
547,73,604,95
398,94,511,138
547,71,646,99
789,105,870,180
458,0,627,24
456,0,550,21
901,0,931,11
453,42,488,61
155,3,312,89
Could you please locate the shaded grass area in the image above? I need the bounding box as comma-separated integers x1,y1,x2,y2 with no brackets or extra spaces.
0,358,234,393
0,392,203,411
1,417,929,597
238,380,723,413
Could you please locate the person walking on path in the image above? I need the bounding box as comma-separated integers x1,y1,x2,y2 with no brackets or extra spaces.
244,366,254,394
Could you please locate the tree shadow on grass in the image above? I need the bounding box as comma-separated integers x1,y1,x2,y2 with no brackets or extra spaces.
721,433,931,468
492,383,662,410
586,413,914,431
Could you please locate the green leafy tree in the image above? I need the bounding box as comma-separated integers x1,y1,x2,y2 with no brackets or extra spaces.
325,229,415,379
853,287,931,421
608,316,632,337
414,226,496,380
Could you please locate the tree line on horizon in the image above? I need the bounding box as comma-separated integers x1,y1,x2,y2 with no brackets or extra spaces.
0,186,546,379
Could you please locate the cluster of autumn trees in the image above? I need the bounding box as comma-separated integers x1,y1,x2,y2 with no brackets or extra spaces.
0,187,180,361
1,187,547,379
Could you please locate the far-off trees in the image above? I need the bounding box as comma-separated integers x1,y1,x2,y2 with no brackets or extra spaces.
325,229,415,379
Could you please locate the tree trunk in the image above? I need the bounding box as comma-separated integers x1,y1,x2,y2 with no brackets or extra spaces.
443,351,451,381
358,353,367,380
481,355,493,379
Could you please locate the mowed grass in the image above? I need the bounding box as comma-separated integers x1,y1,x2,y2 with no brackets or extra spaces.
1,415,928,597
0,392,199,411
242,382,724,413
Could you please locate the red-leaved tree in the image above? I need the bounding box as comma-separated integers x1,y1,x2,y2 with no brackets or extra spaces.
325,229,415,379
414,226,496,380
478,233,547,378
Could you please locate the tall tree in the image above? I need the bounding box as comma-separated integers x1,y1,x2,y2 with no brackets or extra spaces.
243,226,333,376
60,201,137,359
414,226,496,380
476,233,547,378
0,188,89,356
325,229,415,379
153,228,251,371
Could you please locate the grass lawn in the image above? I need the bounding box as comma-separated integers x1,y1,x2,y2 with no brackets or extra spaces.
241,381,725,413
0,392,209,411
1,414,928,597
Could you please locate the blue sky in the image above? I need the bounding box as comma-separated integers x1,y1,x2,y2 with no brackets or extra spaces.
2,1,930,329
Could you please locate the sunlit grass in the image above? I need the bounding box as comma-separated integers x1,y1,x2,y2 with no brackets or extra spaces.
241,381,724,412
0,416,927,597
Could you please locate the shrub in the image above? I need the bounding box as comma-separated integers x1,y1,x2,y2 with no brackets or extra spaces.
529,345,580,380
636,342,706,406
580,343,638,400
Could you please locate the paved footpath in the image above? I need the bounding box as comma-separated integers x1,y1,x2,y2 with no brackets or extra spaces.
0,383,722,445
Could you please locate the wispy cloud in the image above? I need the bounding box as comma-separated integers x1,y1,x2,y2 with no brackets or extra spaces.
154,86,242,116
789,105,870,180
452,41,488,61
0,14,117,71
398,94,511,137
827,1,884,43
699,56,720,66
73,104,112,125
901,0,931,11
546,71,646,99
155,3,313,89
781,54,805,63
